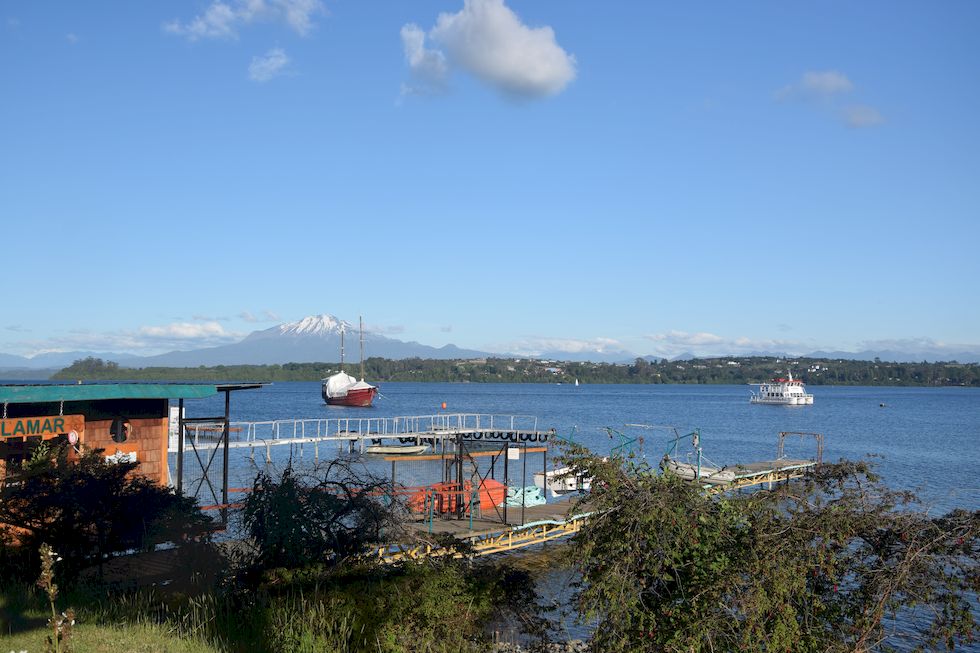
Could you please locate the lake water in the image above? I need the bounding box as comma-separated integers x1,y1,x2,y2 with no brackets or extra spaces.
180,381,979,646
10,379,975,645
180,381,980,512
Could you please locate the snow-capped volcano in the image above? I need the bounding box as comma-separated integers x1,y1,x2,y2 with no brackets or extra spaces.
278,314,351,337
114,314,491,366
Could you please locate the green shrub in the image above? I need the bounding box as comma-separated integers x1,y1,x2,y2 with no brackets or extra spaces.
241,460,404,571
0,444,209,583
561,444,980,652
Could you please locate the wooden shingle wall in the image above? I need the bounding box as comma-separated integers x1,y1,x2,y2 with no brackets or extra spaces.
83,417,170,485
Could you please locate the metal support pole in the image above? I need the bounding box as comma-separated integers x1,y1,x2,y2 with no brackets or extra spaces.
456,434,464,519
543,441,547,502
503,443,509,525
521,442,527,526
222,390,230,522
177,398,184,494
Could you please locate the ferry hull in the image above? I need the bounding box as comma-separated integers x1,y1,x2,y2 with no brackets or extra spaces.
325,386,378,407
750,396,813,406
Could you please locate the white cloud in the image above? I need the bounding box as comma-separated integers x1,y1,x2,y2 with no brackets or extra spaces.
139,321,233,340
401,23,449,94
776,70,853,101
647,331,725,347
643,331,809,359
165,0,324,41
239,310,280,323
505,336,625,357
249,47,290,82
776,70,883,128
8,322,244,356
164,2,239,40
371,324,406,335
843,104,883,128
854,338,979,360
275,0,324,36
801,70,853,96
402,0,576,99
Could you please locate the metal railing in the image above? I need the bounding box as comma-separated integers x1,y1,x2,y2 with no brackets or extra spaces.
169,413,541,452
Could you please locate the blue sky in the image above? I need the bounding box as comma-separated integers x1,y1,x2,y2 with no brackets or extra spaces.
1,1,978,360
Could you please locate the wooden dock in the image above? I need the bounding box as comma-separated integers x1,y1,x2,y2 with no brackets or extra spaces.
373,450,821,563
720,458,817,492
372,499,590,563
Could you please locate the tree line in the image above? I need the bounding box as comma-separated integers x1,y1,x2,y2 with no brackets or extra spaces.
52,355,980,386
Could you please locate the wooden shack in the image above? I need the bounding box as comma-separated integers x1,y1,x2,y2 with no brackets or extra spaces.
0,383,254,486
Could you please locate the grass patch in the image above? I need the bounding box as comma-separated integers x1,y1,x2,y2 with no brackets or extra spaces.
1,621,221,653
1,558,543,653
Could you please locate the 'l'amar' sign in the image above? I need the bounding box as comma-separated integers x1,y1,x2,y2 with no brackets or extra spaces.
0,414,85,440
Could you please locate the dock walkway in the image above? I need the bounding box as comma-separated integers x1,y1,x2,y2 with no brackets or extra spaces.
719,458,817,492
170,412,553,458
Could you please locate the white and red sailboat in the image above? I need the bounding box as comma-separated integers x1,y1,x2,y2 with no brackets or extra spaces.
321,317,378,407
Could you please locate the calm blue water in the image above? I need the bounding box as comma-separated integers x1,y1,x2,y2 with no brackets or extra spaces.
183,381,980,512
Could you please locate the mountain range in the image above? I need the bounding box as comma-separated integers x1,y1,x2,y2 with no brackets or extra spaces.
1,314,978,374
0,315,490,373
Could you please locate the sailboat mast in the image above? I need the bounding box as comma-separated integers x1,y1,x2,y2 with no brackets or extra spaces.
359,316,365,379
339,324,345,372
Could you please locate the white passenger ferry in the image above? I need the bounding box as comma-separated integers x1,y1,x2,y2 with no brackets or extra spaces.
750,371,814,405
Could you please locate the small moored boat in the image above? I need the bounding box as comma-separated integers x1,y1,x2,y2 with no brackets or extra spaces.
366,443,428,455
322,317,378,407
322,372,378,407
534,466,591,496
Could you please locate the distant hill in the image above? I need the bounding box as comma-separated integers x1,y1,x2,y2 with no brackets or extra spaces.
113,315,491,367
3,314,979,370
50,355,980,387
0,367,59,381
807,348,980,364
0,351,139,370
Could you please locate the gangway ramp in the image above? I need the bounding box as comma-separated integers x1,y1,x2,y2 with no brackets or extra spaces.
370,500,591,564
169,413,552,456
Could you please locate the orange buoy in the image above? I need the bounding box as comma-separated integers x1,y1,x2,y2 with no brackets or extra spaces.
441,402,447,410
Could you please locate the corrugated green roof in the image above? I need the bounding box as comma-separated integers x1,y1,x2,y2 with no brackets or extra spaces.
0,383,218,404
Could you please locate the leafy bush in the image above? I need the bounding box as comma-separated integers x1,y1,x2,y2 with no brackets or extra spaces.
241,460,405,571
561,445,980,652
0,444,209,583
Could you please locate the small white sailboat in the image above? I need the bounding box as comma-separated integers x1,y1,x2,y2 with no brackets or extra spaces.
574,378,580,387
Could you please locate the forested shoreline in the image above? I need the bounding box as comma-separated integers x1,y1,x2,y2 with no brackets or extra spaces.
51,355,980,386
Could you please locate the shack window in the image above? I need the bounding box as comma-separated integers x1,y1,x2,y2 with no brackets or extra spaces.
110,418,130,443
